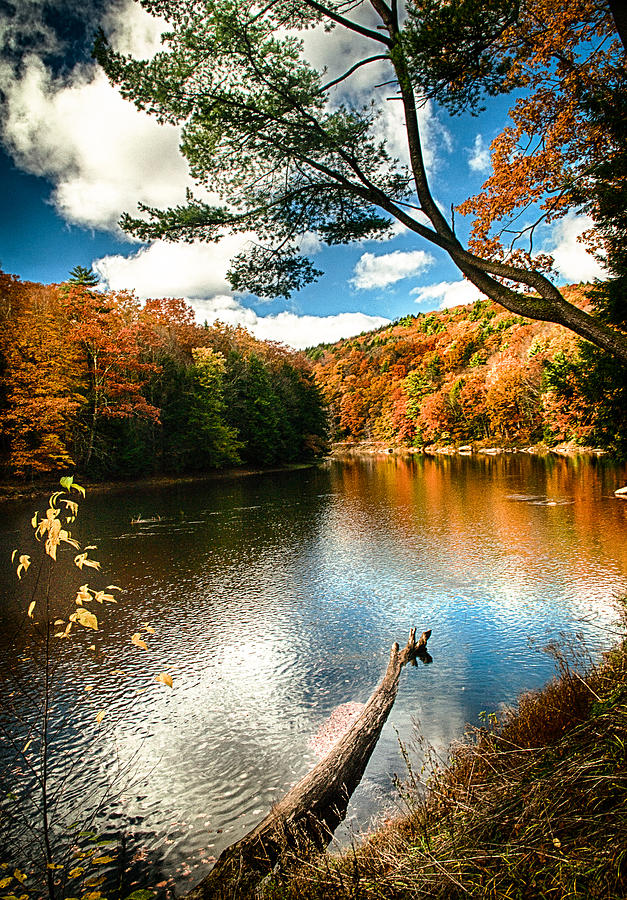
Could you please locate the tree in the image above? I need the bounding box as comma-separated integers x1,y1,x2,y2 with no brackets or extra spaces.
455,0,626,273
65,286,160,470
66,265,100,287
0,275,81,477
223,352,282,465
94,0,627,364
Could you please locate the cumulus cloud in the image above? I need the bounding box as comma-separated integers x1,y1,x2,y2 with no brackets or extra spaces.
411,280,484,309
0,1,192,232
2,58,193,232
94,236,389,348
100,0,167,57
212,308,391,350
351,249,434,290
468,134,491,174
93,236,251,299
547,212,606,282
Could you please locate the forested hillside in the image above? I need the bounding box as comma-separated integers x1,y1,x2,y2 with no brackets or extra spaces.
310,285,627,455
0,270,327,480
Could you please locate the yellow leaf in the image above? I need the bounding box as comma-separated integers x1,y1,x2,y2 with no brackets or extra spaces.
76,585,92,605
69,867,85,879
88,644,96,651
60,499,79,516
0,876,13,888
91,857,114,865
74,552,101,571
31,512,38,528
155,672,173,688
82,893,101,900
95,710,105,724
13,870,27,883
60,529,81,550
553,838,562,849
17,555,31,580
106,585,122,591
27,601,36,619
71,482,85,497
11,549,17,563
143,625,155,634
84,685,94,692
47,862,64,869
131,633,149,651
22,739,33,753
54,619,65,625
74,608,98,631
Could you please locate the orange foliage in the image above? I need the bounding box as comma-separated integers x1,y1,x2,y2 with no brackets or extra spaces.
312,289,586,448
457,0,623,266
0,274,81,476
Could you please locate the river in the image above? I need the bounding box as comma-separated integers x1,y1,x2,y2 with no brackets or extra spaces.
1,453,626,896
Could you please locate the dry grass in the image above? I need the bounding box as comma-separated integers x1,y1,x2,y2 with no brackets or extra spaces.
261,637,627,899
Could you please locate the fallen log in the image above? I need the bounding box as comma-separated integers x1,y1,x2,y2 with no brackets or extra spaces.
186,627,432,899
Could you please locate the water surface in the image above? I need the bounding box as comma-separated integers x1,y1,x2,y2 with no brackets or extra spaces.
1,454,626,894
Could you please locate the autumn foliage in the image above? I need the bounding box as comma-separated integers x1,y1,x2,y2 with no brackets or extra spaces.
0,270,327,479
310,284,626,454
458,0,625,269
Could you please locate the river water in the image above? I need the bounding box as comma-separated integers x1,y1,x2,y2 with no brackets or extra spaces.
1,454,626,895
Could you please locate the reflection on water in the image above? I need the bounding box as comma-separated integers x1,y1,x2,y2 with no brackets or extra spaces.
1,454,626,894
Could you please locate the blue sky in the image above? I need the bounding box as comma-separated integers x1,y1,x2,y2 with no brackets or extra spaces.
0,0,604,348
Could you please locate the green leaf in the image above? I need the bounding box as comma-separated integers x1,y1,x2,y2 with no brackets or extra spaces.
60,475,74,490
123,892,155,900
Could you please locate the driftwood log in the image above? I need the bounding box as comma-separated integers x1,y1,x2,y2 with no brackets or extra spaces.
186,627,432,899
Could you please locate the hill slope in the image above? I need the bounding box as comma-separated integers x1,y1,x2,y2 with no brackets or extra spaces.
309,285,626,453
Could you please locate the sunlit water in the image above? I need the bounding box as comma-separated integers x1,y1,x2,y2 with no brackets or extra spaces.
1,454,626,896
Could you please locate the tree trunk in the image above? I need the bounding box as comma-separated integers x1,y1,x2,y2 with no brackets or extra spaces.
185,628,432,900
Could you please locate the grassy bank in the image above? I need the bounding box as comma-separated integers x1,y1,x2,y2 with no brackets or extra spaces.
262,632,627,899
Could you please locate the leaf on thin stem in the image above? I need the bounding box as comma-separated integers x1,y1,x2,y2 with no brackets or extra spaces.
131,633,149,651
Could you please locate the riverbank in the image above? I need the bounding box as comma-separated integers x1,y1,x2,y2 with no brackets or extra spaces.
330,439,612,458
261,625,627,899
0,461,320,506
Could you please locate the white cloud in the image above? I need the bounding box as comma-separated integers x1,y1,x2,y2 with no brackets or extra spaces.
93,236,250,299
411,280,484,309
228,310,391,349
351,249,434,290
2,58,192,232
100,0,167,58
468,134,491,174
93,237,389,348
548,212,606,282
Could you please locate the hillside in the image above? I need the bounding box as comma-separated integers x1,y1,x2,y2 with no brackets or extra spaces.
0,270,327,481
309,285,627,454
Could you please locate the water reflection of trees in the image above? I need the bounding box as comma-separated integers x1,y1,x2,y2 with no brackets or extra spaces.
330,455,627,599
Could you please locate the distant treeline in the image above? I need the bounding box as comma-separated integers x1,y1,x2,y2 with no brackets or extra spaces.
309,285,627,455
0,270,328,480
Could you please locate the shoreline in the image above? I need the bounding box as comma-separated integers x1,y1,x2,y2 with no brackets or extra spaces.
0,461,319,506
329,439,612,459
2,444,625,507
261,626,627,900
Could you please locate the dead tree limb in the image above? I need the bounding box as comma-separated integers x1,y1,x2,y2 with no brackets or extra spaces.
186,627,432,899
